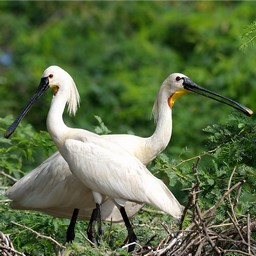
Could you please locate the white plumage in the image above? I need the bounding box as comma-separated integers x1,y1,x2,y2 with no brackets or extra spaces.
7,68,186,222
41,66,183,218
64,138,182,218
44,66,184,219
7,151,141,221
6,65,250,246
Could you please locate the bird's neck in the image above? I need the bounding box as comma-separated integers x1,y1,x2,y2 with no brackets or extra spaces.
46,93,69,149
146,98,173,161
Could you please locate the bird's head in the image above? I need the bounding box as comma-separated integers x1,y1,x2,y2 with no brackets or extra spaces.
40,66,80,115
4,66,80,138
162,73,190,108
162,73,253,117
41,66,73,95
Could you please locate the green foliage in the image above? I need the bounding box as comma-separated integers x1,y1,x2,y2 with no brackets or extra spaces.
202,113,256,216
2,207,67,255
152,113,256,221
204,113,256,168
93,116,111,135
0,2,256,255
241,20,256,50
0,2,255,159
0,116,55,183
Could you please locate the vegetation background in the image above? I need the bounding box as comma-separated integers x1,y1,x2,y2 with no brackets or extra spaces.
0,1,255,255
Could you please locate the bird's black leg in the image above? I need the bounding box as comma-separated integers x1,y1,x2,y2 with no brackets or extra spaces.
66,208,79,243
120,206,137,252
87,207,98,244
95,203,102,243
87,203,103,244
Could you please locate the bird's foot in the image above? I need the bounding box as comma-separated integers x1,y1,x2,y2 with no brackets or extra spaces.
87,204,103,245
122,231,137,252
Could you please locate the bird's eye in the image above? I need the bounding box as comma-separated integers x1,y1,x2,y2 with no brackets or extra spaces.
176,76,181,81
49,74,53,78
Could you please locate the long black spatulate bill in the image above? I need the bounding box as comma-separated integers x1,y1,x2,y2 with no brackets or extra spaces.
4,77,50,139
182,77,253,117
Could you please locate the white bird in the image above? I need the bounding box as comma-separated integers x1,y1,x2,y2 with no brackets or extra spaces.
5,66,252,249
6,70,185,245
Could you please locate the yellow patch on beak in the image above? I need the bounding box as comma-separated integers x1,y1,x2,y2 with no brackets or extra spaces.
168,89,189,108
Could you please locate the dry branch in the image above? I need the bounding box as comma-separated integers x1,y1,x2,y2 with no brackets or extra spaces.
0,231,25,256
0,170,18,183
133,161,256,256
11,221,65,249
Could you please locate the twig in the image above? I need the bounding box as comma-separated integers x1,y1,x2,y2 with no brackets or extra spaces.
79,231,95,246
141,207,165,215
178,161,201,233
242,221,256,232
155,235,168,251
0,199,11,204
203,180,245,218
227,211,247,245
156,229,186,255
178,186,193,231
0,244,26,256
227,167,236,191
195,203,222,255
173,149,217,169
192,157,201,186
160,222,171,235
0,170,17,183
174,232,201,255
209,222,234,229
227,167,241,211
194,239,205,256
0,231,26,256
122,241,142,250
11,221,65,249
134,223,163,231
247,214,251,255
222,249,253,256
149,161,255,256
233,184,242,210
227,167,245,246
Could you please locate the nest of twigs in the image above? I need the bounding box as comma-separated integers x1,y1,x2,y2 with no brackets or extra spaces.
134,159,256,256
0,231,25,256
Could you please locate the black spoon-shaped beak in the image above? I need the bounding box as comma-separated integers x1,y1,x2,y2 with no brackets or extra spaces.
4,77,50,138
182,77,253,117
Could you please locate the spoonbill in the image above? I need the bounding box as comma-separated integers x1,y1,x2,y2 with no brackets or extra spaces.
6,69,206,246
6,70,193,247
5,66,253,249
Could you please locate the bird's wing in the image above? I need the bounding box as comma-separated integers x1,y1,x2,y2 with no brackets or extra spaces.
64,139,147,201
6,151,144,221
63,138,183,219
6,152,95,210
